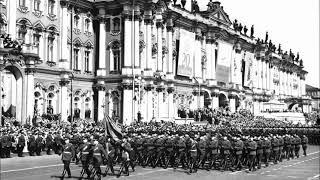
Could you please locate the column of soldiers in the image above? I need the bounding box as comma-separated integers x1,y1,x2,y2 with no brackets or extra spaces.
125,130,309,173
0,123,318,179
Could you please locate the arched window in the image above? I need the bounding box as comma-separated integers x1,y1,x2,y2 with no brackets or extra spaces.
85,19,90,32
111,41,120,72
84,50,90,72
73,48,79,70
113,18,120,32
48,38,53,61
74,15,80,29
34,0,41,11
48,0,55,15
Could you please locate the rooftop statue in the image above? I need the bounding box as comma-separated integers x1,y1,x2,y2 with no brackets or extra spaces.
233,19,238,31
277,44,282,54
207,0,214,11
250,25,254,38
265,31,269,43
243,25,248,35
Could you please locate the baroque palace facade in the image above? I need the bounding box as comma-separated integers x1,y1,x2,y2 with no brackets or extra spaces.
0,0,310,125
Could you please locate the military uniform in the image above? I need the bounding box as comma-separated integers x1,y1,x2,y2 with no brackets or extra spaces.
247,138,257,171
234,138,244,170
27,134,36,156
92,142,108,178
45,132,54,155
79,141,92,178
294,135,301,158
301,135,308,156
263,137,271,167
17,133,25,157
61,141,75,178
220,137,232,171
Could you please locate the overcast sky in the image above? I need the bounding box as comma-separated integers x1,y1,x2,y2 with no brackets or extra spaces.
183,0,320,88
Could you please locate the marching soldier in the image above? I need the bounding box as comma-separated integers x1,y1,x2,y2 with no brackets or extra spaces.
256,137,264,169
301,135,308,156
294,135,301,158
284,134,291,160
92,138,108,179
220,136,232,171
247,137,257,171
278,135,284,162
263,137,271,167
28,132,36,156
271,135,279,164
234,137,244,171
61,138,75,178
45,131,54,155
35,133,44,156
208,136,219,170
79,137,92,178
17,131,26,157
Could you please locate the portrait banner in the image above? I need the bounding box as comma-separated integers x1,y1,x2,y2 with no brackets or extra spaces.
244,52,254,87
177,29,195,77
216,41,233,83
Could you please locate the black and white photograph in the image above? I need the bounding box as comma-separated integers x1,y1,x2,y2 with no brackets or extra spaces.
0,0,319,179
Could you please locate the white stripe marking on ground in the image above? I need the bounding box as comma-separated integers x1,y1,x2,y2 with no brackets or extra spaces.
229,171,242,175
307,174,320,180
0,164,64,173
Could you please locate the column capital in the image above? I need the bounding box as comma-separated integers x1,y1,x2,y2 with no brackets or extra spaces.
25,68,36,75
156,21,163,29
94,84,106,91
59,80,70,86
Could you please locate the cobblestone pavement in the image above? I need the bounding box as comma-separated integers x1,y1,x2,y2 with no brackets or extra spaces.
1,146,319,180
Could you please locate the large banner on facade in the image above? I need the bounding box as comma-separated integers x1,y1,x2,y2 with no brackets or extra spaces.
216,41,232,83
177,29,195,77
244,52,254,87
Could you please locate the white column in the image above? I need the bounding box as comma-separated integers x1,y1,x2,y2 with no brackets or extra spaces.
140,21,146,70
156,20,163,72
195,35,202,78
229,97,236,113
25,72,34,120
167,25,173,76
60,82,69,121
269,65,273,91
123,88,133,125
134,11,140,69
8,0,17,39
59,3,69,68
211,43,216,81
167,91,174,120
145,89,153,122
98,16,106,76
212,96,219,109
123,15,132,69
145,17,152,72
53,37,58,62
97,86,105,122
206,40,213,81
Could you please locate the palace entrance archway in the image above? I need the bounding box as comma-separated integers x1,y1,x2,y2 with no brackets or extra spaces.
1,65,24,123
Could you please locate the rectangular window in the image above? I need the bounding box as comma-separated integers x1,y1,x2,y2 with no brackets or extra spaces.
48,0,54,15
73,49,79,70
47,38,54,62
33,35,40,55
84,51,90,72
113,50,120,72
34,0,40,11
